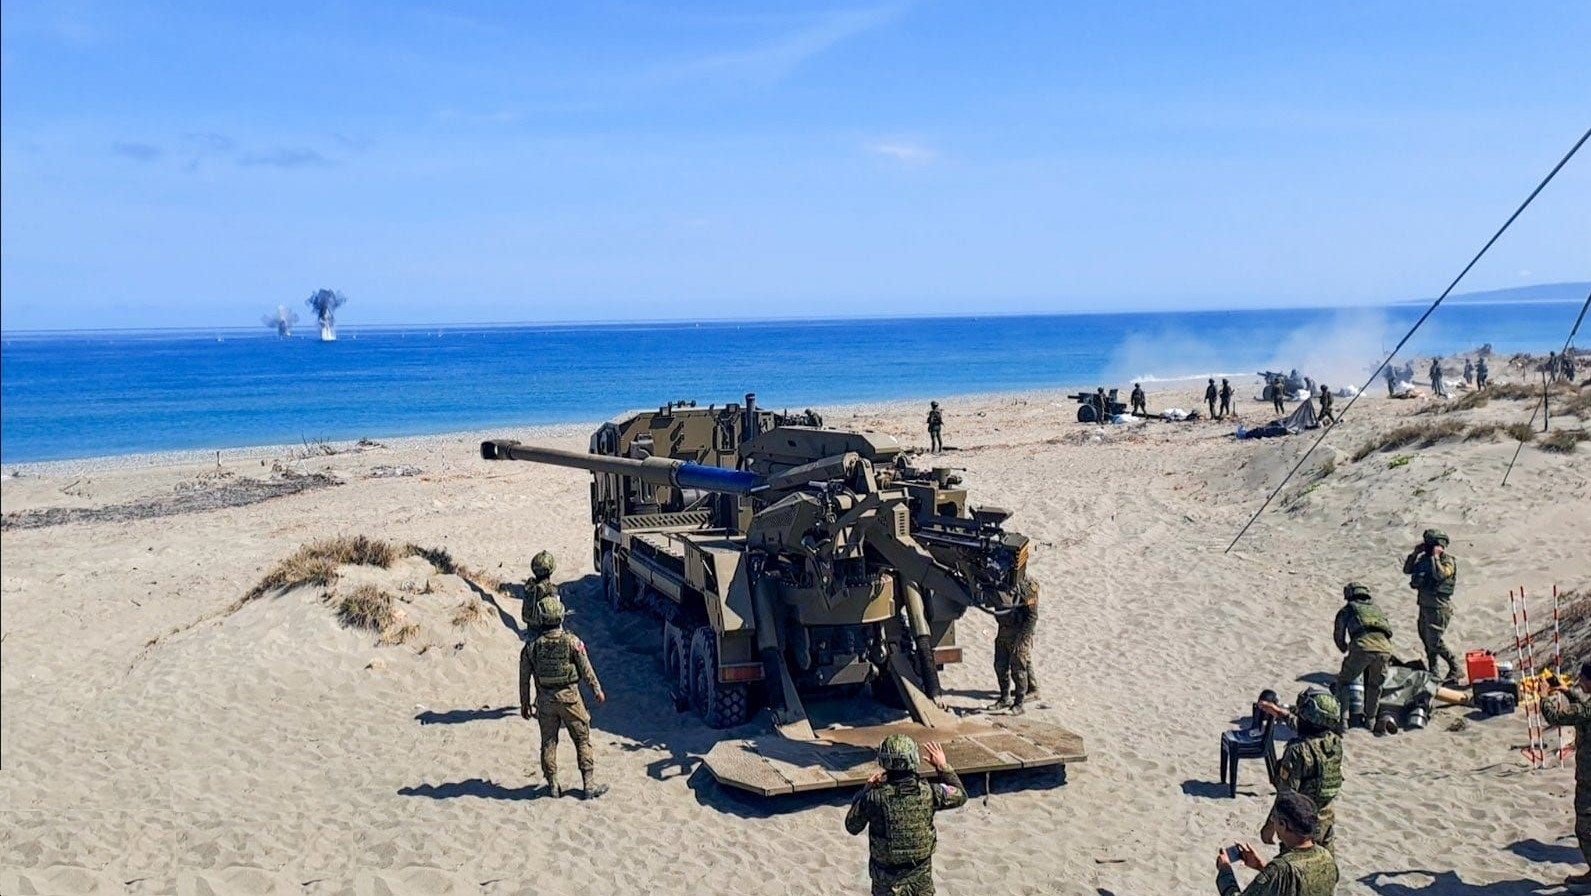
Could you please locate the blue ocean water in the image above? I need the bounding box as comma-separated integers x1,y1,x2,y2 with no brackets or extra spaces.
1,303,1580,463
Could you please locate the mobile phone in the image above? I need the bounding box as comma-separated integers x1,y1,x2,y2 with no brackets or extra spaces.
1225,845,1244,864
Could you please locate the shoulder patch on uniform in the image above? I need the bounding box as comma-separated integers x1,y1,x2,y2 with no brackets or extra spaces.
572,637,587,654
937,784,959,798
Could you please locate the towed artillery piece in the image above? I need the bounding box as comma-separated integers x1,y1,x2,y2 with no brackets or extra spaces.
481,394,1085,795
1068,388,1127,423
1257,369,1310,402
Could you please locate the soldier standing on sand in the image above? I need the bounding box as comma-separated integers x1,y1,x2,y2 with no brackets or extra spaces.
1216,792,1339,896
1206,378,1219,419
1095,387,1109,423
990,581,1040,714
1464,358,1475,385
1384,365,1398,397
1258,689,1343,851
926,402,943,453
1476,357,1490,389
1130,383,1147,416
1332,583,1395,731
1219,378,1234,419
1429,358,1448,398
519,597,608,799
1270,376,1286,415
521,550,559,628
845,735,967,896
1317,385,1335,426
1542,661,1591,891
1403,529,1460,683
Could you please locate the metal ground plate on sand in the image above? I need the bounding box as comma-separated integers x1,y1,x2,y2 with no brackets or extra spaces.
703,718,1087,797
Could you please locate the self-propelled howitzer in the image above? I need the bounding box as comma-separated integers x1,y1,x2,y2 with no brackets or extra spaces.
481,396,1084,795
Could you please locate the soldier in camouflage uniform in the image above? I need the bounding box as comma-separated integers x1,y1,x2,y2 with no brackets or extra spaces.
1219,378,1234,419
1259,689,1343,851
1206,378,1219,419
1317,385,1335,426
1403,529,1460,682
519,597,608,798
1476,357,1490,389
990,581,1040,714
1332,582,1395,730
1130,383,1147,416
1216,792,1339,896
1542,660,1591,889
521,550,560,628
845,735,967,896
926,402,944,453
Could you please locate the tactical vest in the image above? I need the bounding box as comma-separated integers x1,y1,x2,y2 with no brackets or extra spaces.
532,633,579,688
1295,734,1343,808
1411,554,1457,597
1275,846,1338,894
927,410,943,428
870,780,936,866
1347,601,1393,639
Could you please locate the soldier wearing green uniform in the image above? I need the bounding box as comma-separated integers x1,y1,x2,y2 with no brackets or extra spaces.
1403,528,1460,682
990,581,1040,714
521,550,560,628
1130,383,1147,416
1206,378,1219,418
926,402,943,453
1542,661,1591,890
1270,376,1286,414
1258,689,1343,851
1317,386,1335,426
1476,357,1490,389
845,735,967,896
519,597,608,799
1219,379,1234,419
1216,792,1339,896
1333,582,1395,730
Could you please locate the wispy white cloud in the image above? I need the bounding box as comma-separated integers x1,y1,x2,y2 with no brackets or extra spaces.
658,3,906,84
865,139,937,165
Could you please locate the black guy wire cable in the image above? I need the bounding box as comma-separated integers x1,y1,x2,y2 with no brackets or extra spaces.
1501,288,1591,487
1226,126,1590,554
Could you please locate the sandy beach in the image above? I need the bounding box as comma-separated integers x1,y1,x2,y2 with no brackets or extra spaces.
3,365,1589,896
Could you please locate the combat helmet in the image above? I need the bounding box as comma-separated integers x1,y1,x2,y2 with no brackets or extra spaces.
877,734,921,772
531,550,557,579
1295,688,1343,733
1342,582,1372,602
1422,528,1449,547
536,596,566,627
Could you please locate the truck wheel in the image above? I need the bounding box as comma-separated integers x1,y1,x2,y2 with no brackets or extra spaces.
602,549,634,611
662,622,689,698
690,627,750,729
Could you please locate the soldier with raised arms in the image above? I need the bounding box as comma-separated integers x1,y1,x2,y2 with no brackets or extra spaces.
846,736,967,896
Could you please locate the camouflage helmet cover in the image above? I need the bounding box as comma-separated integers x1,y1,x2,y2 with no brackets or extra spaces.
877,734,921,772
1422,528,1449,546
536,596,566,626
1342,581,1372,601
1295,688,1343,732
531,550,556,578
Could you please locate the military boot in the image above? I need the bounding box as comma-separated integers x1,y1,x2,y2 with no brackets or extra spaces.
1009,697,1026,716
583,772,609,800
545,777,563,798
988,692,1013,711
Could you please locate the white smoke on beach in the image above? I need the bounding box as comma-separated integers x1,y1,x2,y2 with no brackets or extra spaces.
261,305,299,337
1104,308,1407,391
305,289,347,339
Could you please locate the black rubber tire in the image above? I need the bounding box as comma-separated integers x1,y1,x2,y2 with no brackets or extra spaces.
690,627,751,729
602,549,634,612
1076,405,1097,424
662,622,688,691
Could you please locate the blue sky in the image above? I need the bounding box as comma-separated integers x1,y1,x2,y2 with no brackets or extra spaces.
2,2,1587,330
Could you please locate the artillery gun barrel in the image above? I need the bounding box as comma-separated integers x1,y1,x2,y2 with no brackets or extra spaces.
480,440,763,495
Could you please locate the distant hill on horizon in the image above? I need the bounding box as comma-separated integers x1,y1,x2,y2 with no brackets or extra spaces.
1401,281,1590,305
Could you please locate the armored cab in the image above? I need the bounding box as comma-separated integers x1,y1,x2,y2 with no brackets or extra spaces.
482,393,1085,795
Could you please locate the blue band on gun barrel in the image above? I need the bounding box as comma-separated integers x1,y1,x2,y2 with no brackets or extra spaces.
675,464,762,495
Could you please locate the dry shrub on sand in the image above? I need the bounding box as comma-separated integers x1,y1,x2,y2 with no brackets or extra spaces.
1505,423,1538,443
247,536,471,602
451,599,487,627
403,543,457,574
1540,429,1590,454
1352,420,1466,462
380,622,421,645
337,584,397,631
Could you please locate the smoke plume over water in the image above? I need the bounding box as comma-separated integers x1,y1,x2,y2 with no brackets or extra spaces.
305,289,347,341
261,305,299,337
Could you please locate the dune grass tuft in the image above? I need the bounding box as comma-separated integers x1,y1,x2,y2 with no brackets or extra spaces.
1505,422,1537,443
403,543,457,574
337,584,397,631
1540,429,1589,454
1352,420,1466,462
451,599,487,627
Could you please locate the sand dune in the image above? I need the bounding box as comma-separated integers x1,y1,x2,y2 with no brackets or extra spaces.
3,372,1588,895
